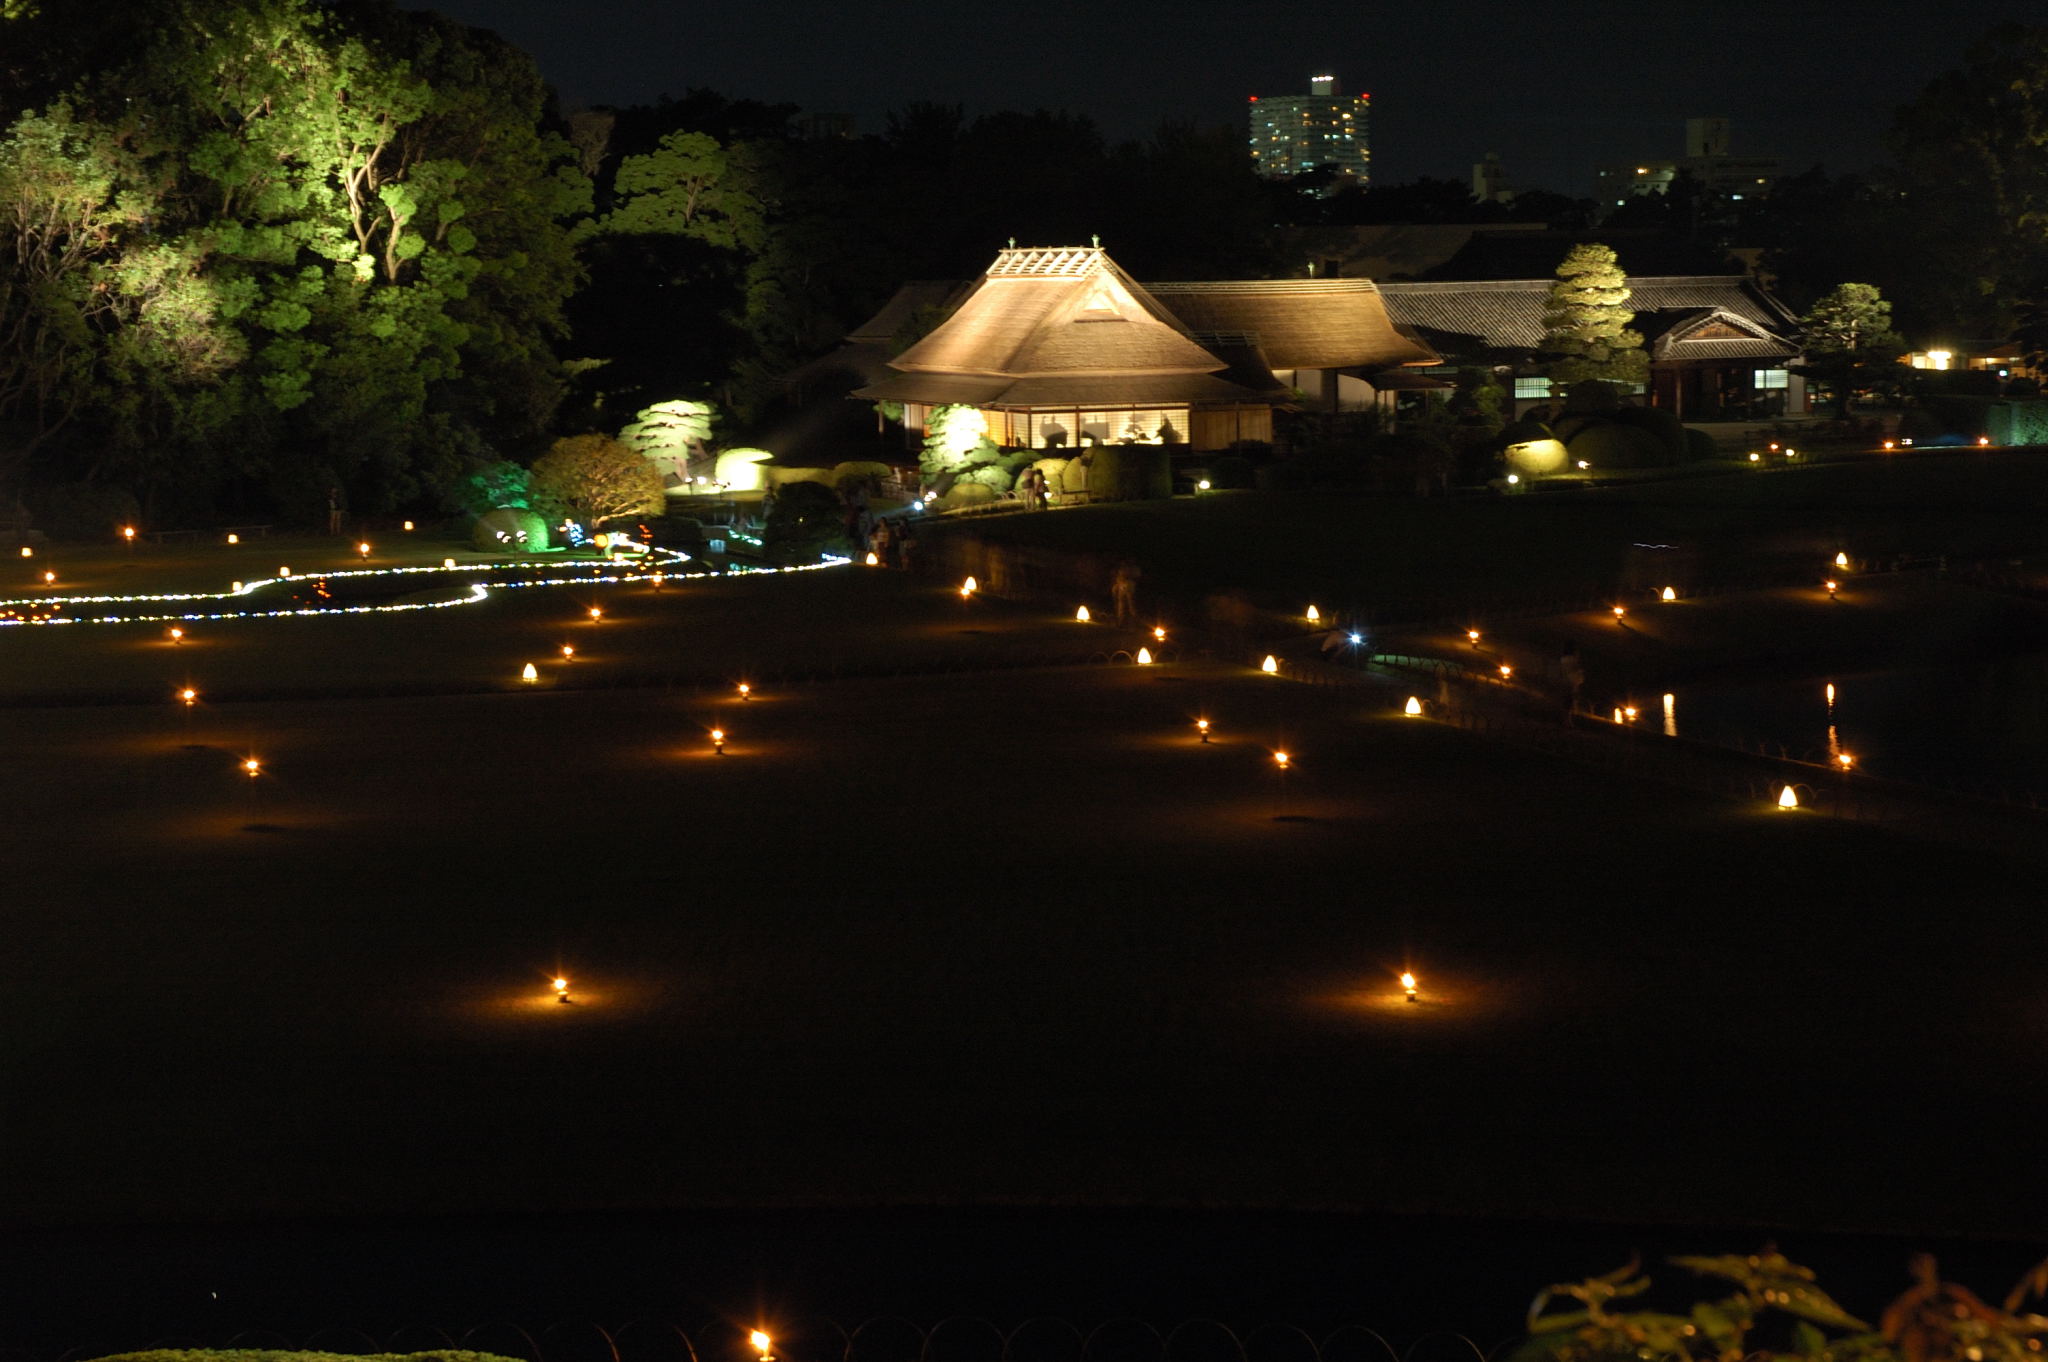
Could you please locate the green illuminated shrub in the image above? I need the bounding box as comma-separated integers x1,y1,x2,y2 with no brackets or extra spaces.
1058,455,1092,494
472,507,550,551
935,482,996,511
960,464,1016,493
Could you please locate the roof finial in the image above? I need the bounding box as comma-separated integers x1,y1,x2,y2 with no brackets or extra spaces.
1008,236,1016,249
1091,233,1100,249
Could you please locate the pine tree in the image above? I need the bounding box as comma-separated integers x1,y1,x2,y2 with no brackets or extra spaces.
1541,243,1649,388
1797,282,1903,416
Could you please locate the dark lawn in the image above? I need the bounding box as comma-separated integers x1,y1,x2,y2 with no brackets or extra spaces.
940,449,2048,616
6,640,2040,1238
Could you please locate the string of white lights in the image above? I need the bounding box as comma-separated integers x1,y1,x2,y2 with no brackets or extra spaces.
0,549,851,628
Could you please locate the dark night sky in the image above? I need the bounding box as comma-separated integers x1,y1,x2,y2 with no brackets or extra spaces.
415,0,2038,194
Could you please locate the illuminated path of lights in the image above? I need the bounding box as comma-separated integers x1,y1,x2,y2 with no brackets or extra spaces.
0,549,851,629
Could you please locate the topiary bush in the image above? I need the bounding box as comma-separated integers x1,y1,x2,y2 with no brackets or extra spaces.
934,482,996,511
1683,426,1719,461
1059,455,1092,495
959,464,1016,493
1612,405,1686,462
1566,421,1667,470
472,507,550,551
1087,445,1170,501
763,479,844,561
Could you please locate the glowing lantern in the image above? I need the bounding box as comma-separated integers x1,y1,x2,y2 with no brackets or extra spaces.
178,687,198,706
1826,682,1836,704
1196,479,1211,491
41,570,54,584
711,727,726,755
588,606,603,621
357,541,371,558
242,757,261,779
1611,604,1626,620
553,975,570,1004
1400,971,1418,1002
1777,785,1799,809
227,533,239,544
278,566,292,578
1834,552,1849,569
1785,447,1798,458
1884,440,1896,451
1499,663,1513,679
1748,453,1760,463
521,663,538,683
1623,705,1638,721
751,1334,773,1361
16,546,28,558
403,520,415,531
1196,718,1210,743
1466,629,1481,645
1260,655,1278,674
1075,605,1091,622
231,581,244,594
1661,586,1676,601
1272,750,1290,770
961,575,978,596
1152,626,1167,642
561,645,575,659
1305,604,1321,625
168,627,184,643
1979,436,1991,447
1837,753,1855,770
1404,696,1422,716
443,558,456,569
122,527,135,543
1825,579,1838,596
1136,646,1153,665
737,682,751,700
864,551,879,566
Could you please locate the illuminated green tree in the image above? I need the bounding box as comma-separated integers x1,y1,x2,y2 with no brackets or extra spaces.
1541,243,1649,388
531,433,664,529
619,398,717,481
1797,282,1903,415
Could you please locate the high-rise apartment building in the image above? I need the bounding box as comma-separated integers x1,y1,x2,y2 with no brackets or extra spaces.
1249,74,1370,187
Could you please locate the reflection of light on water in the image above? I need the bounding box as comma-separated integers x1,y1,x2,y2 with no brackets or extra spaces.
1826,681,1840,759
1662,692,1677,737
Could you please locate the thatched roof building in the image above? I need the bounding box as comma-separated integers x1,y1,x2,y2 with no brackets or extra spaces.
853,245,1435,451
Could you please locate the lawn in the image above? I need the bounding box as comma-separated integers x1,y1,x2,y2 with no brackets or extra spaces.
6,579,2041,1239
929,449,2048,621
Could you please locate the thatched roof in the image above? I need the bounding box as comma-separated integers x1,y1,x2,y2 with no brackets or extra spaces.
888,247,1226,379
1146,279,1439,370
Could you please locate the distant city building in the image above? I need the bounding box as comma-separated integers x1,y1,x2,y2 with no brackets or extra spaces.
1249,74,1370,189
1472,152,1514,204
1594,117,1781,210
795,111,855,140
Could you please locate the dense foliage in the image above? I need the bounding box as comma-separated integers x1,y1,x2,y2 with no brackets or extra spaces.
1540,244,1649,388
0,0,590,523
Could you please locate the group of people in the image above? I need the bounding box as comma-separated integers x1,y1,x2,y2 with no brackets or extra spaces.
1017,465,1051,511
863,515,916,571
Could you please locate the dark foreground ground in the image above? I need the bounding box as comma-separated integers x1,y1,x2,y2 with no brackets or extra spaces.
3,567,2044,1353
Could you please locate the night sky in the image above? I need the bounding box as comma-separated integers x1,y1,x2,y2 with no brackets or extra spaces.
415,0,2039,194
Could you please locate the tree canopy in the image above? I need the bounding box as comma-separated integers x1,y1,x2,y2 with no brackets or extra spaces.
1540,243,1648,388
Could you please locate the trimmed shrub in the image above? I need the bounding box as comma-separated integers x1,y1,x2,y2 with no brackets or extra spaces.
1028,456,1070,489
1683,427,1719,462
472,507,550,551
1058,455,1092,495
831,460,895,485
1087,445,1171,502
1566,422,1666,470
935,482,996,511
1496,417,1553,447
1562,379,1622,415
1612,405,1686,462
26,482,141,541
1988,399,2048,446
760,464,834,489
959,463,1016,493
1209,454,1255,489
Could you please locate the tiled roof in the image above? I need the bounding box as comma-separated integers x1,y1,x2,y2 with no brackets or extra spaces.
1376,276,1797,353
